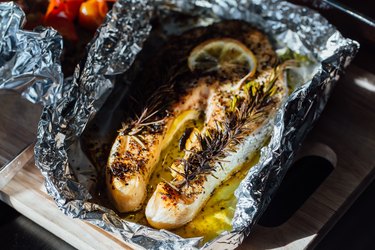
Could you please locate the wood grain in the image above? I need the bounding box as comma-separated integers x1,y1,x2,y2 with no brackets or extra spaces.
0,64,374,249
0,147,132,250
0,90,41,166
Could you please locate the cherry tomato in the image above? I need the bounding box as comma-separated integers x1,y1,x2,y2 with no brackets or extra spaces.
44,0,84,41
78,0,108,30
45,0,80,22
64,0,86,18
44,14,78,41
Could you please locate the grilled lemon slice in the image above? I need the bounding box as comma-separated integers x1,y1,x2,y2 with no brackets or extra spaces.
188,38,257,78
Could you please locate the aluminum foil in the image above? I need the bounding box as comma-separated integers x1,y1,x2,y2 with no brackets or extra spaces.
0,2,64,105
29,0,358,249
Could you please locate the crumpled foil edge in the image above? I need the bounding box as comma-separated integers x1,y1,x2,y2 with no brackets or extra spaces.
0,2,64,105
30,0,359,249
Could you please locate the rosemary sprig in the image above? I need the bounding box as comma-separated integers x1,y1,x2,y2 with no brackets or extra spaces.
121,84,175,146
171,66,285,189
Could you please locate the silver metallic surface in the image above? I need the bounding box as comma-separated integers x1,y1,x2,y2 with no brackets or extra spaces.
0,2,63,105
29,0,359,249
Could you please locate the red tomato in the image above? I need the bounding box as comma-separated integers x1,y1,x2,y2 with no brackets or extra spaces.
45,0,73,22
64,0,86,18
79,0,109,30
44,0,85,40
44,14,78,41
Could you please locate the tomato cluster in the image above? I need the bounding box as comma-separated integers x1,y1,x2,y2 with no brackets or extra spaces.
44,0,114,40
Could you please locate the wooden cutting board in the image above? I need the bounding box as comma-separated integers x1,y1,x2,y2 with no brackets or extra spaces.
0,65,374,249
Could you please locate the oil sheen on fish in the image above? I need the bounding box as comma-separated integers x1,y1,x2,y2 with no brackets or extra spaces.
106,20,289,228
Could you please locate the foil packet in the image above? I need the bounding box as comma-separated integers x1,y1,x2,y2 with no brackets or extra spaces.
0,2,63,105
3,0,357,249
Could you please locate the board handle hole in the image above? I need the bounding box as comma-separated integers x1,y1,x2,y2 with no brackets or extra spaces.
258,143,336,227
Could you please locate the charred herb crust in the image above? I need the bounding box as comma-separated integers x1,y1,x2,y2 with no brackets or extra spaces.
108,20,286,186
169,66,286,191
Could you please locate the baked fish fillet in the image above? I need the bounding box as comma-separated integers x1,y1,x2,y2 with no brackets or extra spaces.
106,83,210,212
107,20,288,222
146,68,288,229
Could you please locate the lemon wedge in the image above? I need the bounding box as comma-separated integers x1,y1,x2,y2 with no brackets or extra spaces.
188,38,257,78
163,110,201,149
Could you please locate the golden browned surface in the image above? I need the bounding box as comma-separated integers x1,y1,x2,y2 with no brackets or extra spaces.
107,131,164,182
107,20,283,218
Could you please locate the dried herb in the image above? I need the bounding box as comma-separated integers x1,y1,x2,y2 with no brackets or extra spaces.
171,65,286,189
121,84,175,147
